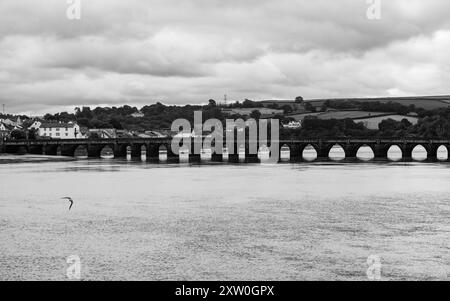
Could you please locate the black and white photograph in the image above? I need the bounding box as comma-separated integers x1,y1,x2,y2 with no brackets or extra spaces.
0,0,449,289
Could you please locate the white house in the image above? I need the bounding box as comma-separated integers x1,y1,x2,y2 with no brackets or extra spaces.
29,120,42,130
37,122,85,139
0,118,15,126
0,122,13,139
282,121,302,129
131,111,145,118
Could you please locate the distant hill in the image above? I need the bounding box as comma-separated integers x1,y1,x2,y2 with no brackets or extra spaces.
306,95,450,110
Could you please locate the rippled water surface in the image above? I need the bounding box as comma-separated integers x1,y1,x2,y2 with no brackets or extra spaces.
0,157,449,280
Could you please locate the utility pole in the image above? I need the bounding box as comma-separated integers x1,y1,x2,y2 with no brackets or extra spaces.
224,94,227,106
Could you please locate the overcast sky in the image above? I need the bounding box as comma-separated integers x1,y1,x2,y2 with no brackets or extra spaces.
1,0,450,114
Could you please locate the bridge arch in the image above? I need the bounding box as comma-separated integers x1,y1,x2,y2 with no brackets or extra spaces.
387,144,402,161
437,145,449,161
238,144,246,162
302,144,318,162
179,145,190,163
74,145,88,159
412,144,428,161
280,144,290,162
257,144,270,162
125,145,132,159
327,143,346,161
100,145,115,159
117,144,131,158
17,145,28,155
356,144,375,161
159,144,168,162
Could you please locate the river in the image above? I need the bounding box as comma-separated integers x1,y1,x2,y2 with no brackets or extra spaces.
0,155,449,280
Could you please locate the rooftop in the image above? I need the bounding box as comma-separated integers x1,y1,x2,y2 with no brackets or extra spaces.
39,122,77,128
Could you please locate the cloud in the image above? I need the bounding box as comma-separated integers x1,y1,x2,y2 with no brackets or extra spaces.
0,0,449,114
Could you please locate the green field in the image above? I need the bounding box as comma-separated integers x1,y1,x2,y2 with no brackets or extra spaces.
307,95,450,110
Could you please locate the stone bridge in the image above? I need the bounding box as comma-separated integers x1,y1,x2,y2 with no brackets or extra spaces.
1,138,449,161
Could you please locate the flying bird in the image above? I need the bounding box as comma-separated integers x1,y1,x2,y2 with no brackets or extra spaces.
61,197,74,211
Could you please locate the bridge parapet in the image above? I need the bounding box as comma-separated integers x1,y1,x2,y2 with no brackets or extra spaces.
1,138,450,161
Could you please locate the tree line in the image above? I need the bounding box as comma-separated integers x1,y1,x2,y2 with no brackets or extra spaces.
5,99,450,139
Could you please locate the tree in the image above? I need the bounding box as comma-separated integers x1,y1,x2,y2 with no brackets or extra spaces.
378,118,411,131
28,128,37,140
242,99,255,108
208,99,217,108
10,129,27,140
109,117,123,129
281,105,293,114
295,96,304,103
304,102,316,112
268,103,279,109
249,110,261,120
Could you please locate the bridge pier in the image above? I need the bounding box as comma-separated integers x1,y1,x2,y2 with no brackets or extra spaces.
113,143,121,158
129,144,140,158
147,144,157,158
425,144,439,161
401,145,413,161
287,144,300,162
17,146,27,155
344,144,358,159
87,144,102,157
316,146,329,159
373,144,388,159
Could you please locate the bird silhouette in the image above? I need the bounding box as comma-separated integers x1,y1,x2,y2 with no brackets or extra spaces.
61,197,74,211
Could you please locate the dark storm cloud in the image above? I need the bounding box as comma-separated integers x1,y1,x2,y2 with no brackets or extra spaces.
0,0,450,113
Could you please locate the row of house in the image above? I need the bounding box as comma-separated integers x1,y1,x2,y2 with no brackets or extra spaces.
1,117,24,139
1,109,149,140
26,121,171,140
28,121,86,139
